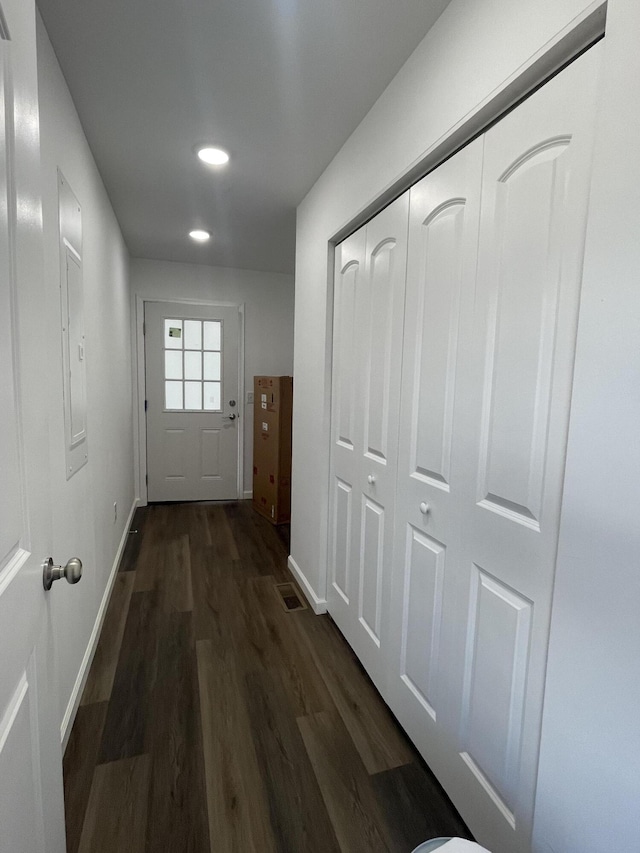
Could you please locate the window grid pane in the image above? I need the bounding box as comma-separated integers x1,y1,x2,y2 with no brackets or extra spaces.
165,319,183,349
184,381,202,410
184,350,202,380
162,317,222,412
204,382,221,411
203,321,221,351
203,351,221,381
184,319,202,350
165,380,183,410
164,350,183,380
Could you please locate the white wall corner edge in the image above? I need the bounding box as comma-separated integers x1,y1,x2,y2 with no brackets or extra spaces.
60,497,139,752
287,555,327,614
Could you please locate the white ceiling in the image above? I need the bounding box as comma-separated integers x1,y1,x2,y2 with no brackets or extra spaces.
36,0,451,274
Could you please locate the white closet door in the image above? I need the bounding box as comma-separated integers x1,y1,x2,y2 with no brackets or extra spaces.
328,193,409,694
328,226,366,645
442,46,601,852
388,137,483,785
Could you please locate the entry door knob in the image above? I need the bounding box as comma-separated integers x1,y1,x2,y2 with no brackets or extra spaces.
367,474,376,485
419,502,430,515
43,557,83,591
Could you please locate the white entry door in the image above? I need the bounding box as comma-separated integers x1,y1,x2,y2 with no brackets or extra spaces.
0,2,67,850
389,44,601,853
145,301,241,502
328,193,409,695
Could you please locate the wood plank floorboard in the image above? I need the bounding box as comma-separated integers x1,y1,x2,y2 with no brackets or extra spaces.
77,755,150,853
197,639,277,853
298,709,393,852
241,575,334,717
131,520,164,593
371,762,473,850
63,702,108,853
204,504,239,560
157,534,194,612
244,667,342,853
190,546,245,646
118,505,151,572
187,503,214,548
80,572,135,705
292,607,415,774
145,611,210,852
64,500,471,852
97,590,159,763
224,502,288,579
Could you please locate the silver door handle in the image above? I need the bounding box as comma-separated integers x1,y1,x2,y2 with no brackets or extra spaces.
43,557,83,591
224,413,236,421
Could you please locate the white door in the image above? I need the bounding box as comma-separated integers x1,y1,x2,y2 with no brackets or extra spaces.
0,2,67,850
447,46,601,851
388,136,483,786
145,300,241,501
389,45,601,853
328,193,409,695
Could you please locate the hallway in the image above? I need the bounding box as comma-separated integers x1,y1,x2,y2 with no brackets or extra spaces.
63,502,470,852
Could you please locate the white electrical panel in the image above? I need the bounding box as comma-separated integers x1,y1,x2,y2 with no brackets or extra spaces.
59,171,88,479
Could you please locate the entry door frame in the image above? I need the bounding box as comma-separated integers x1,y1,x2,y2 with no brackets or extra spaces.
134,295,245,505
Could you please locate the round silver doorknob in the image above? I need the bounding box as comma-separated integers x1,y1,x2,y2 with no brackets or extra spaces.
419,502,430,515
367,474,376,485
225,413,236,421
43,557,83,591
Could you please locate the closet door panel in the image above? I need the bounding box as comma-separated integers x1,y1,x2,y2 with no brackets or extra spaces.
401,525,446,720
328,229,366,625
331,478,353,604
389,137,483,783
353,195,410,692
363,237,399,463
334,254,361,452
413,199,468,487
328,194,409,697
359,496,385,644
446,45,601,852
478,138,576,525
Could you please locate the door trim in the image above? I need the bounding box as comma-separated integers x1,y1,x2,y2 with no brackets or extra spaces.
329,0,606,248
133,295,245,505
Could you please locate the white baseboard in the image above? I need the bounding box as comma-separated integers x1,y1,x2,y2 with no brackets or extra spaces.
287,555,327,614
243,490,253,500
60,497,139,752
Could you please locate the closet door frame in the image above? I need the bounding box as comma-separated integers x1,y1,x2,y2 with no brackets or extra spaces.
322,2,606,611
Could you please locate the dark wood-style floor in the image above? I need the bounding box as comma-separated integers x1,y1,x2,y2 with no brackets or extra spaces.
64,501,471,852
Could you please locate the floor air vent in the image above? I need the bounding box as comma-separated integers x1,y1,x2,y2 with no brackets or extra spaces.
275,582,307,612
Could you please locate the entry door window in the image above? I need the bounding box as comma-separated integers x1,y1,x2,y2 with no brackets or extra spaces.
163,318,222,411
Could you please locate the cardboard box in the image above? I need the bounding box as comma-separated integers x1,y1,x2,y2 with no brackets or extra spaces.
252,376,293,524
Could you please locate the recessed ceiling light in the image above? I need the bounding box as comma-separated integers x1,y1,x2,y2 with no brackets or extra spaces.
189,229,211,242
197,146,229,166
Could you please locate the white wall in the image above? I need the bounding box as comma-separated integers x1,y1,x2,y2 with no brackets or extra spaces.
37,15,134,743
130,258,294,496
291,0,640,849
